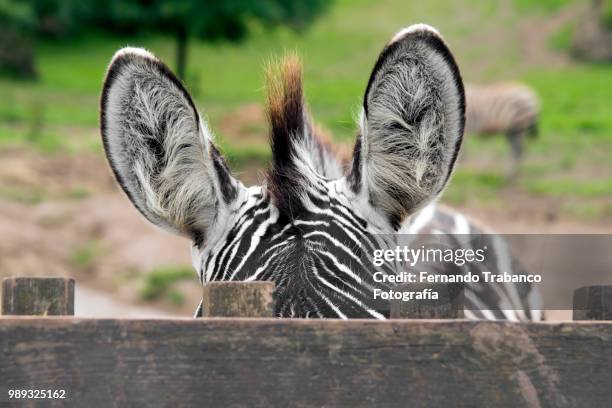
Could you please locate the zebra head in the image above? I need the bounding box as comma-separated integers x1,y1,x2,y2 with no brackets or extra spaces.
100,24,465,318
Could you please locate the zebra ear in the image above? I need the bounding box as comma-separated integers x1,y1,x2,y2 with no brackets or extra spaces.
348,24,465,229
100,47,241,242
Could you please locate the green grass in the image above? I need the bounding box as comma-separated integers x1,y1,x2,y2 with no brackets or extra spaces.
0,124,67,153
65,187,91,200
524,179,612,198
139,266,194,304
444,169,508,205
166,290,186,306
217,141,271,168
0,0,522,140
514,0,574,13
525,66,612,136
561,202,612,220
549,23,574,52
0,185,45,204
0,0,605,145
0,0,610,220
70,241,101,271
444,61,612,207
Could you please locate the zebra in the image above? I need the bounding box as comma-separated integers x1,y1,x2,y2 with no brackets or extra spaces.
464,82,540,178
100,24,541,321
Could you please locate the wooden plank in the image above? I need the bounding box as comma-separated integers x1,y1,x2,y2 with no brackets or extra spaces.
202,281,275,317
0,318,610,407
573,285,612,320
1,277,74,316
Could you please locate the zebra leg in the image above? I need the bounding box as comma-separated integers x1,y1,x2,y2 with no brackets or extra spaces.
506,129,524,180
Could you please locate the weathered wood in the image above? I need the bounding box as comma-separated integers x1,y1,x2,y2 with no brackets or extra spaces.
0,318,610,407
573,285,612,320
1,277,74,316
390,282,464,319
202,281,275,317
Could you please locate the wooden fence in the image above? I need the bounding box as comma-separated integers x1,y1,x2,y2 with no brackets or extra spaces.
1,277,611,407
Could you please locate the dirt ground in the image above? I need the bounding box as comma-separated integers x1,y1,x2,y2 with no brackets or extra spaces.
0,137,609,318
0,148,200,315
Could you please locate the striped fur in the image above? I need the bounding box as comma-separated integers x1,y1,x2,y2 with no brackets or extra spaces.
465,82,540,175
399,204,541,321
101,25,541,321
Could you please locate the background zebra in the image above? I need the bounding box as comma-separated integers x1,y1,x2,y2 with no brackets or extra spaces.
464,82,540,178
99,24,540,320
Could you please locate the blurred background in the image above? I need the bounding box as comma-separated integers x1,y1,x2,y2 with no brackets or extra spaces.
0,0,610,317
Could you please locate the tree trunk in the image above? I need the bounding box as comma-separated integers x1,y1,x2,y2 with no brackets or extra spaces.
176,27,188,80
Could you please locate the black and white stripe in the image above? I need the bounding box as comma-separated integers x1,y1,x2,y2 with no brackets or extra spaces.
101,24,541,322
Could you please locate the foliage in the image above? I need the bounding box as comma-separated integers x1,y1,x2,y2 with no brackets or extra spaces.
16,0,328,38
1,0,331,78
0,0,37,79
0,0,33,29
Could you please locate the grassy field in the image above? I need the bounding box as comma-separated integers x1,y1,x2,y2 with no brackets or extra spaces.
0,0,610,220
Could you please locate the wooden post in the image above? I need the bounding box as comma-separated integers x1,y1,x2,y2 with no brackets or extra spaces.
573,285,612,320
2,277,74,316
202,281,275,317
390,282,464,319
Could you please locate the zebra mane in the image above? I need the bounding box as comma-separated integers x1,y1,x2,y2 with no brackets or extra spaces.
265,55,343,220
266,54,304,160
